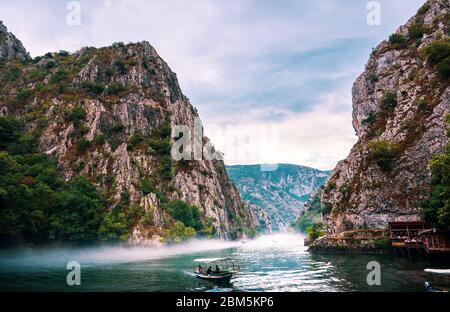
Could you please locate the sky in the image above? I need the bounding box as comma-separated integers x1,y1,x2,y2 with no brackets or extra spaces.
0,0,426,170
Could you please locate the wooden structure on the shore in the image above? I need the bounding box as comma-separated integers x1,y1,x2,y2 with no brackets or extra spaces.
420,229,450,254
388,221,427,249
388,221,450,255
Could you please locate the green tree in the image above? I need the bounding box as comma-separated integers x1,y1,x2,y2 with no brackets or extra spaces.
98,210,129,242
306,223,325,242
165,221,196,243
50,176,104,241
166,200,203,231
421,145,450,228
0,116,22,149
0,116,108,245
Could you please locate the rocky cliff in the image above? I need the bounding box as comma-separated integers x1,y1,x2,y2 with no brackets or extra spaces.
0,21,30,62
0,22,255,244
321,0,449,234
226,164,329,231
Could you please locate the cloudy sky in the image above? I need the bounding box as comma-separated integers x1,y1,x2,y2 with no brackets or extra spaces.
0,0,426,170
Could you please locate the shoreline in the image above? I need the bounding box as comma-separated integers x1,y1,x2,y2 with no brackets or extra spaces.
307,229,393,255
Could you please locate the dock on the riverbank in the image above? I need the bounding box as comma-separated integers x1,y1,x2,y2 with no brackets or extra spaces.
421,229,450,254
388,222,450,255
389,221,427,255
308,223,450,256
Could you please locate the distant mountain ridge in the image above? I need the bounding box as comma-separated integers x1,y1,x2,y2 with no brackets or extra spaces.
226,164,330,231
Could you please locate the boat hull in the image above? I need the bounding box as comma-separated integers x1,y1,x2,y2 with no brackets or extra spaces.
424,269,450,292
195,273,234,282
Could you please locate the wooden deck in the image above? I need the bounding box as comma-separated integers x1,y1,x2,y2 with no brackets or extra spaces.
388,222,450,255
388,221,427,250
421,229,450,253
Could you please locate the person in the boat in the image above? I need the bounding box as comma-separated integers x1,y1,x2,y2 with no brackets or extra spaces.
206,266,212,274
215,265,220,273
197,265,203,274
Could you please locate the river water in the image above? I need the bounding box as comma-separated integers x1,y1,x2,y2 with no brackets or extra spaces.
0,233,443,292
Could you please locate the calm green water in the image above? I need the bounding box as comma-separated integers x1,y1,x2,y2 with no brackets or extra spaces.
0,233,443,292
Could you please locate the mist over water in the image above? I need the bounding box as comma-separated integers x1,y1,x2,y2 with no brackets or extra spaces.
0,233,434,291
0,238,242,268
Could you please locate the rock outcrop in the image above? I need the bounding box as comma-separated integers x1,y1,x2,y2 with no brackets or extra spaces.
0,21,30,62
321,0,449,234
308,229,390,254
0,23,255,243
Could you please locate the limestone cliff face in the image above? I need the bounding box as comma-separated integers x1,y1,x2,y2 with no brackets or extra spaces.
0,22,254,243
321,0,449,234
0,21,30,62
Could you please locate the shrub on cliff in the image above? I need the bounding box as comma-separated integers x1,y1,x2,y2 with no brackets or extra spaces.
64,107,86,126
76,137,91,152
306,223,324,242
424,39,450,65
417,3,430,15
368,140,398,172
436,56,450,80
81,81,105,95
424,38,450,80
388,34,407,48
148,139,170,154
362,111,377,127
379,91,398,114
107,82,127,95
127,131,144,151
49,70,70,84
408,23,426,40
140,178,156,195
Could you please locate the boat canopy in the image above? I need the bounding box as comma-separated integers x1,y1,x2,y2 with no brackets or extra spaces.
425,269,450,275
193,258,232,263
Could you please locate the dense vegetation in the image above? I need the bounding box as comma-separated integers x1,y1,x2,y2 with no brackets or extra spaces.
421,115,450,229
291,191,322,232
0,116,106,244
0,34,257,245
0,116,207,245
306,223,325,242
165,200,203,231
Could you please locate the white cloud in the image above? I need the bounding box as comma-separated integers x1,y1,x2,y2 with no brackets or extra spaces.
204,90,357,170
0,0,426,169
